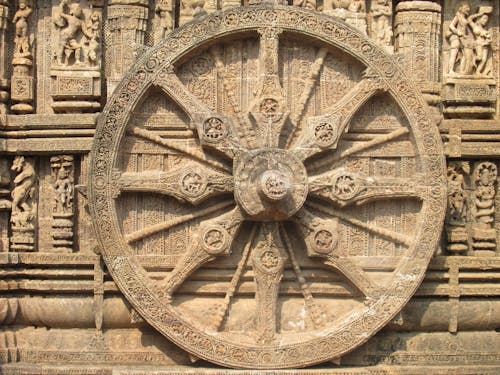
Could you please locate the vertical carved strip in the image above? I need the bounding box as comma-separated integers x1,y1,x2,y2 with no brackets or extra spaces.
50,155,74,253
153,0,173,44
446,161,469,255
0,0,9,115
368,0,393,53
448,265,459,333
395,1,441,105
0,158,11,251
10,156,36,252
106,0,149,95
11,0,35,114
472,161,497,253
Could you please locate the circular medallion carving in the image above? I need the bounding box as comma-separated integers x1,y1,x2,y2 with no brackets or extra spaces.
89,5,446,369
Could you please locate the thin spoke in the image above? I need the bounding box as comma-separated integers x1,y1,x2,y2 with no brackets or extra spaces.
306,127,409,173
129,127,231,173
286,47,328,148
125,200,234,244
306,201,411,247
281,225,326,328
213,225,258,331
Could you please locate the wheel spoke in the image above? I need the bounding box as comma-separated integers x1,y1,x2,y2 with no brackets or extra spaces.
306,201,411,247
213,225,258,331
291,76,389,161
293,207,379,297
286,47,329,148
309,170,425,207
306,127,409,173
154,70,244,159
125,200,234,244
129,127,231,173
160,206,244,301
251,222,287,344
112,164,233,205
281,224,326,329
248,28,289,148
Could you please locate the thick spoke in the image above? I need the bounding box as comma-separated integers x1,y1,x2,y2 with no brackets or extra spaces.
160,207,244,301
125,200,233,244
292,76,389,161
309,170,425,207
251,222,287,344
113,165,233,205
306,201,411,247
306,127,409,173
281,225,326,329
249,28,289,148
213,225,258,331
293,207,379,297
154,70,243,159
129,127,231,173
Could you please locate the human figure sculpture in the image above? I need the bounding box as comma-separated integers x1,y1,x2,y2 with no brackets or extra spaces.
469,10,492,75
12,0,33,56
156,1,173,39
83,11,100,67
179,0,207,26
51,156,74,214
446,3,474,75
10,156,35,228
53,0,86,66
293,0,316,10
371,0,392,47
473,163,497,228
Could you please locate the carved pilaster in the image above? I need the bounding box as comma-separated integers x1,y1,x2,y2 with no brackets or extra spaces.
395,1,441,104
10,156,37,252
0,0,9,116
50,155,74,253
471,161,497,253
10,0,35,114
446,161,470,254
442,3,497,118
106,0,149,95
50,1,103,113
0,159,11,252
323,0,367,34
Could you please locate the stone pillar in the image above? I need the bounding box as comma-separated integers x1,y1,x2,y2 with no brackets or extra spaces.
0,0,9,116
394,1,441,106
10,156,37,252
50,155,74,253
11,0,35,114
107,0,149,95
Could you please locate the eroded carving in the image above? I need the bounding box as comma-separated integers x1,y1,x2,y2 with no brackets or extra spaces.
472,161,497,252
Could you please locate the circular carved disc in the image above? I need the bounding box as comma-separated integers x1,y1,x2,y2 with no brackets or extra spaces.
89,6,446,369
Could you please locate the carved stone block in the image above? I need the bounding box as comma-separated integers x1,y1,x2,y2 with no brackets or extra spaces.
50,70,101,113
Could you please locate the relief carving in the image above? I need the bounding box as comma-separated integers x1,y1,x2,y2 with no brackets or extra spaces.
0,159,10,252
323,0,367,33
471,161,497,252
10,156,36,252
154,0,173,43
11,0,34,114
446,161,470,254
369,0,392,52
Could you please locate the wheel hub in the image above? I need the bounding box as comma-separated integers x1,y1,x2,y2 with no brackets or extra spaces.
234,148,308,221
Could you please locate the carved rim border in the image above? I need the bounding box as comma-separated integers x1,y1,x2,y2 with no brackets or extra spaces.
89,5,447,369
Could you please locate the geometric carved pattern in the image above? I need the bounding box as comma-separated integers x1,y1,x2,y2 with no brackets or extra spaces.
90,6,446,369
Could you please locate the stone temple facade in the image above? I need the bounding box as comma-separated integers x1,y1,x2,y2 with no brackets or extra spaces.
0,0,499,373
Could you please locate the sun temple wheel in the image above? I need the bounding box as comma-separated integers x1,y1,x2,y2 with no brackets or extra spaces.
89,5,447,369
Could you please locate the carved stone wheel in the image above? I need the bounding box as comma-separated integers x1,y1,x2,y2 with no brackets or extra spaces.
90,6,446,369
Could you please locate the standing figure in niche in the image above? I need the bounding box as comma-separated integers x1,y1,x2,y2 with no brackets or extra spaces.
53,0,86,66
446,3,474,75
12,0,33,56
469,10,492,75
156,0,173,40
10,156,35,228
371,0,392,47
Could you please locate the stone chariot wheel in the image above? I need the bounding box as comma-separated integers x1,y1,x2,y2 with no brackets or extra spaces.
90,5,446,369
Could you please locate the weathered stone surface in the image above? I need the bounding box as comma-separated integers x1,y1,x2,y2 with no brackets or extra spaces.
0,0,499,373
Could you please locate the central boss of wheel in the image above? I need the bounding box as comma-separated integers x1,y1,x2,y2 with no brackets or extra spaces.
234,149,308,221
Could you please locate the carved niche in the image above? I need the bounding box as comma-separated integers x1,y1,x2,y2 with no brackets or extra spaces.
89,6,446,369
